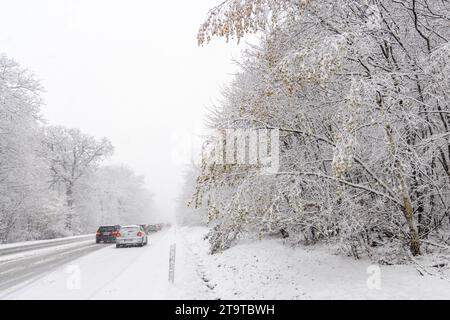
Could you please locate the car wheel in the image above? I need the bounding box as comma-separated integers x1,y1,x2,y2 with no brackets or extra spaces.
116,244,120,248
96,239,100,244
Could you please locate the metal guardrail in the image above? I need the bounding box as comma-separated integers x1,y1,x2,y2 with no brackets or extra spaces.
0,234,95,257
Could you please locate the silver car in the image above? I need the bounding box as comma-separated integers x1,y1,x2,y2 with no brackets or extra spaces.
116,225,148,248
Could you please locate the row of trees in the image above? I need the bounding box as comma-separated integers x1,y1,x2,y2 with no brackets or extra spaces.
0,54,154,243
192,0,449,259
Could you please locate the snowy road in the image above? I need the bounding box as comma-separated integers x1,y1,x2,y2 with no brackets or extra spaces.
0,227,213,300
0,238,106,295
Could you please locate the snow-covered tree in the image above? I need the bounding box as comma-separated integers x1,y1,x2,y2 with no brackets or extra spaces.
0,53,155,242
0,54,67,242
43,126,114,232
195,0,450,258
74,165,155,232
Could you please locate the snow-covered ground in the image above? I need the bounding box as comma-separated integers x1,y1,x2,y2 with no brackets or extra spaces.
2,227,450,299
0,234,94,251
183,227,450,299
0,239,94,263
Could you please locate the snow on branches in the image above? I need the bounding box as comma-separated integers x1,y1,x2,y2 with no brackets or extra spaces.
195,0,450,259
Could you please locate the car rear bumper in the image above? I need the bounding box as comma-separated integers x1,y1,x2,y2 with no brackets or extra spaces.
96,236,116,242
116,238,144,245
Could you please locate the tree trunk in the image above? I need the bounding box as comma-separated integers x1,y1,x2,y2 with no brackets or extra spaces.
397,166,421,256
401,191,421,256
65,183,74,230
385,124,421,256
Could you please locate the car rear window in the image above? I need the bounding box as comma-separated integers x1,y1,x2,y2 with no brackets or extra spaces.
122,227,139,231
99,226,115,232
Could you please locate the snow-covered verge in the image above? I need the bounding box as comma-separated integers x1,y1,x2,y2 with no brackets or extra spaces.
181,227,450,300
0,239,95,263
0,234,95,260
0,234,94,251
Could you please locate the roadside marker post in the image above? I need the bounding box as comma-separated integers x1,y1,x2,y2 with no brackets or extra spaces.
168,243,176,283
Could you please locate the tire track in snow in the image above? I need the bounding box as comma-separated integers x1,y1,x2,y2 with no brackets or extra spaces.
86,229,170,299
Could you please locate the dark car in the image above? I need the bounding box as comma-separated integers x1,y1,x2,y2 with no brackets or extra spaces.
96,225,120,243
146,224,158,233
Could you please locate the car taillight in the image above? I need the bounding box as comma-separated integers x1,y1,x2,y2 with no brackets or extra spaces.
137,232,142,237
116,232,121,237
96,231,101,236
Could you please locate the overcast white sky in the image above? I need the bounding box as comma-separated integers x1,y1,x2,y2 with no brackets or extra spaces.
0,0,245,222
